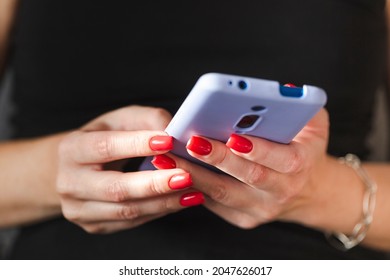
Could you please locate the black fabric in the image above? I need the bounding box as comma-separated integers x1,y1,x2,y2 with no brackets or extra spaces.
9,210,386,260
8,0,388,259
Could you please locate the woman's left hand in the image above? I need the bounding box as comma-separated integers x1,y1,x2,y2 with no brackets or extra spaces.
152,109,332,228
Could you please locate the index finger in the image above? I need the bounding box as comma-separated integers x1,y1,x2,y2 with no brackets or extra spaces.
65,130,172,164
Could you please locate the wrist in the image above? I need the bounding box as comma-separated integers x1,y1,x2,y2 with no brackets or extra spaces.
325,155,377,249
290,156,366,236
0,133,65,227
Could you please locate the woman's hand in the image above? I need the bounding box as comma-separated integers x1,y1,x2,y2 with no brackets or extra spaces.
57,106,204,234
153,109,337,229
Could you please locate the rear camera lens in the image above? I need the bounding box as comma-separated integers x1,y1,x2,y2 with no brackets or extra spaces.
238,80,248,90
236,115,259,129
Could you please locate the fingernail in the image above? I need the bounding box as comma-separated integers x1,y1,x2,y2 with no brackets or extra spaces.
151,154,176,169
180,192,205,207
149,135,173,151
186,136,212,155
226,134,253,153
168,173,193,190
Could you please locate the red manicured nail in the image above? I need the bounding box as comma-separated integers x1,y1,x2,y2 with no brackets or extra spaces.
226,134,253,153
284,83,297,88
151,154,176,169
186,136,212,155
149,135,173,151
168,173,193,190
180,192,205,207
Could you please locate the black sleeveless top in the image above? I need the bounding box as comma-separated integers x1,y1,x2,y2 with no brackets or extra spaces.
7,0,388,259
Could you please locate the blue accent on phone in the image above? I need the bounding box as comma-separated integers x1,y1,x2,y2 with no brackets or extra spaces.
279,85,304,98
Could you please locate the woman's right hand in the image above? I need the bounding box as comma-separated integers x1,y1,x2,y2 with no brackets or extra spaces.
56,106,204,234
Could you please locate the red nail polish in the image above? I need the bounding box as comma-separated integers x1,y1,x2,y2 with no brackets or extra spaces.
180,192,205,207
186,136,212,155
169,173,193,190
151,154,176,169
149,135,173,151
226,134,253,153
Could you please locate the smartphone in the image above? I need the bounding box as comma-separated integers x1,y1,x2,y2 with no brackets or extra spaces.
140,73,327,170
165,73,326,162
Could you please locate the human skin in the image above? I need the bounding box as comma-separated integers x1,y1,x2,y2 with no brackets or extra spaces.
1,0,390,252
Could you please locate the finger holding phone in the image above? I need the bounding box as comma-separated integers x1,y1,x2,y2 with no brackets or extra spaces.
151,74,366,237
56,106,203,234
155,107,370,245
186,109,331,227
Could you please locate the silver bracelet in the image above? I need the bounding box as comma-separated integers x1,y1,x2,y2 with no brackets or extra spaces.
326,154,377,250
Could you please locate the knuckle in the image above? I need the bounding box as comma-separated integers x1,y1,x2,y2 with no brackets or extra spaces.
162,197,177,212
233,214,259,230
117,204,140,220
106,180,130,202
285,148,305,174
148,175,165,195
208,181,229,204
147,108,172,129
246,165,267,186
58,132,79,162
151,107,170,119
61,203,82,223
83,223,106,234
64,211,82,223
237,220,258,230
56,177,74,197
93,133,116,161
128,133,144,154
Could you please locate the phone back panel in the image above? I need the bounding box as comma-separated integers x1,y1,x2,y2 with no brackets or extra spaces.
165,73,327,161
